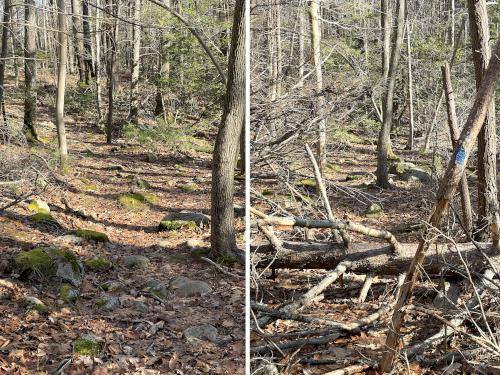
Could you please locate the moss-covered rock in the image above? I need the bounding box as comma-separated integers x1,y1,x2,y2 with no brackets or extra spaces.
14,247,83,286
126,175,151,189
122,255,150,269
142,279,167,300
177,182,198,192
297,179,316,188
75,229,109,243
389,161,415,175
84,257,112,271
73,336,102,356
59,283,80,302
118,192,157,210
365,203,383,217
31,212,59,226
24,296,49,313
28,199,50,213
95,296,120,311
158,220,197,231
99,280,123,292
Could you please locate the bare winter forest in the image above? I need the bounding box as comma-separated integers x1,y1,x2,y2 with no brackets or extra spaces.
0,0,245,373
250,0,500,373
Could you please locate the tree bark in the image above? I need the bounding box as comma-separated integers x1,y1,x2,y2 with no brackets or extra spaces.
82,0,94,81
56,0,68,166
309,0,326,174
106,0,118,144
376,0,405,188
379,36,500,373
0,0,11,123
467,0,499,244
71,0,86,83
24,0,38,141
441,63,473,235
129,0,141,124
94,0,103,124
405,17,415,150
210,0,245,261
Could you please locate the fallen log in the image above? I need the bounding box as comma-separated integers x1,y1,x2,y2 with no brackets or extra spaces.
251,240,499,275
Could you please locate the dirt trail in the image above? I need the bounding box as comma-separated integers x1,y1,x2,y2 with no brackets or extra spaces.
0,100,245,374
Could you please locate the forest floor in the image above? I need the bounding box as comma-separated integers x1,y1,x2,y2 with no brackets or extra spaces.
0,78,245,374
250,136,488,374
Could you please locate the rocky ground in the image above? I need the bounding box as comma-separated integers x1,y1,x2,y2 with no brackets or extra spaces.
0,82,245,374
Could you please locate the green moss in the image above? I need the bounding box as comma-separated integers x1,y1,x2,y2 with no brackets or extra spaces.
346,174,364,181
159,220,197,231
84,257,112,271
59,283,79,302
177,183,198,192
30,303,49,313
76,229,109,242
83,183,98,191
28,200,50,213
31,212,57,224
14,247,80,276
175,171,190,177
126,175,151,189
191,248,210,258
118,192,157,210
262,189,274,196
297,179,316,188
73,338,102,356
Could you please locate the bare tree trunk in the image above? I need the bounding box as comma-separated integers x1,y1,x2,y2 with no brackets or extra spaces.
24,0,38,141
467,0,499,244
309,0,326,175
82,0,93,81
441,63,473,235
71,0,86,82
56,0,68,166
210,0,245,261
0,0,11,123
405,16,415,150
379,36,500,373
154,32,170,120
376,0,405,188
297,2,304,88
275,2,282,98
94,0,102,124
106,0,118,144
129,0,141,124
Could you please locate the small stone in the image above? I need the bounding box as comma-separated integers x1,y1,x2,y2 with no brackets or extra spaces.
365,203,383,217
59,283,80,303
402,168,431,183
160,211,210,229
75,229,109,242
170,276,212,297
177,182,198,192
146,152,159,163
108,164,125,171
122,255,150,269
132,300,149,313
28,199,50,213
24,296,48,313
142,279,167,299
389,161,415,175
156,240,170,248
55,234,83,244
183,324,218,343
96,296,120,311
345,171,375,181
99,280,123,292
185,239,203,250
84,257,112,271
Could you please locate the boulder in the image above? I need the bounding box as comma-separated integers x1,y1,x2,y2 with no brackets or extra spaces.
159,211,210,232
183,324,218,343
122,255,150,269
365,203,383,218
401,167,431,183
388,161,415,175
96,296,120,311
170,276,212,297
75,229,109,242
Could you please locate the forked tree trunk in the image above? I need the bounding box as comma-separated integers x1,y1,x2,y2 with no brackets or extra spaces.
129,0,141,124
376,0,405,188
0,0,11,123
379,36,500,373
210,0,245,261
467,0,499,243
24,0,38,141
56,0,68,166
309,0,326,175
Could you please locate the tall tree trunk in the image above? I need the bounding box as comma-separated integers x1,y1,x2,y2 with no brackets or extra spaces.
405,16,414,150
0,0,11,123
129,0,141,124
275,2,282,98
376,0,405,188
210,0,245,261
467,0,499,244
82,0,93,81
154,32,170,120
24,0,38,141
94,0,102,124
71,0,86,82
56,0,68,166
106,0,118,143
297,2,304,88
309,0,326,175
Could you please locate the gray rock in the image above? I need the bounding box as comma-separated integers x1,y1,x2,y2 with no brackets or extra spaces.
56,261,83,287
99,280,123,292
170,276,212,297
183,324,218,343
156,240,170,248
96,296,120,311
161,211,210,227
122,255,150,269
146,152,159,163
365,203,383,217
389,161,415,175
185,239,203,250
55,234,83,244
28,199,50,213
132,300,149,313
402,167,431,183
108,164,125,171
142,279,168,299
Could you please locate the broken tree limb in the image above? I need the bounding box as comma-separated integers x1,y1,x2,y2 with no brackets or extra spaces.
251,240,492,274
442,63,473,236
379,36,500,373
256,261,351,327
305,143,349,246
358,273,375,303
251,210,401,253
